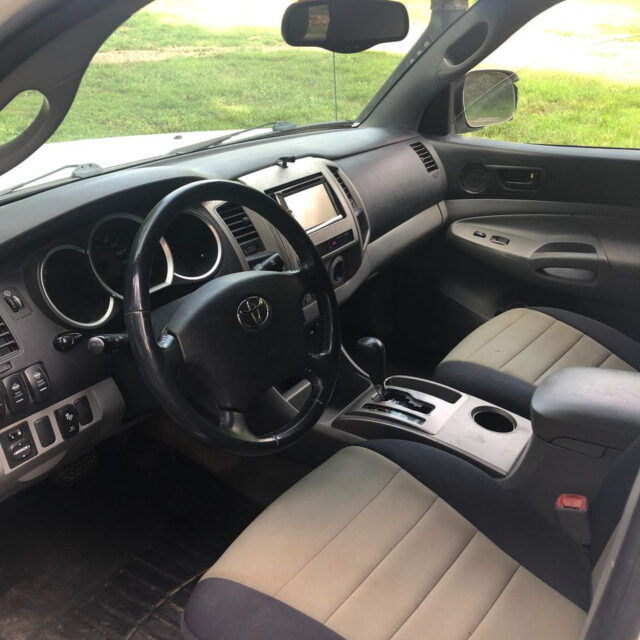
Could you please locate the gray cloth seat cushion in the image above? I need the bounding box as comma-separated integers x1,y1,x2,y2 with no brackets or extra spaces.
182,441,592,640
433,307,639,417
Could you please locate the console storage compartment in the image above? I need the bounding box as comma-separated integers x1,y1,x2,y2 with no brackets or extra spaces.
531,367,640,451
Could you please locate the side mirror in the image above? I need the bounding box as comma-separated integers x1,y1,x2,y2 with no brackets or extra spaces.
454,69,519,133
281,0,409,54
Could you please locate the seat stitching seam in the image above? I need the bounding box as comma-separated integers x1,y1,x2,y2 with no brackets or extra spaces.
467,565,521,639
497,319,557,371
463,309,528,360
323,495,441,625
388,529,480,640
274,468,402,597
532,333,586,384
595,351,616,368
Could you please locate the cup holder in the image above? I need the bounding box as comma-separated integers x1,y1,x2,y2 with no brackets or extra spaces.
471,406,516,433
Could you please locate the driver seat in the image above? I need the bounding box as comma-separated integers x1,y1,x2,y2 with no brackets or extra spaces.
181,439,639,640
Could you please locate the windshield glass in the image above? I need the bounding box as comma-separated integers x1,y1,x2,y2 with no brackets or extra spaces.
0,0,472,195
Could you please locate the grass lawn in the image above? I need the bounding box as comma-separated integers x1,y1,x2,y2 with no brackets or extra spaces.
2,3,640,150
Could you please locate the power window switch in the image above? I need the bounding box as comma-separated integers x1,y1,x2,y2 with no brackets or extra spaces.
2,374,30,413
54,405,79,439
473,230,487,238
24,364,51,403
491,235,510,246
34,416,55,447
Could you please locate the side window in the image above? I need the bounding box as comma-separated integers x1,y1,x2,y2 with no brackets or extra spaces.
463,0,640,149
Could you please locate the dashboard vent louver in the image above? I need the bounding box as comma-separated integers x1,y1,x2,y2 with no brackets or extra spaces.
410,141,439,173
217,202,264,256
0,315,19,359
329,166,357,210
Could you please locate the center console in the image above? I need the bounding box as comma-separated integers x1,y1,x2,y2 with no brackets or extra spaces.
336,374,532,476
323,337,533,476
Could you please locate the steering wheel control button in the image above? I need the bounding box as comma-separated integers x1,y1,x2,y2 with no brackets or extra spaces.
34,416,55,447
24,364,51,403
236,296,271,331
55,405,80,439
2,374,30,413
1,422,35,468
74,396,94,426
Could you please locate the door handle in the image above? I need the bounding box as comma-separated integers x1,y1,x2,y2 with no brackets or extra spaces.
495,167,542,191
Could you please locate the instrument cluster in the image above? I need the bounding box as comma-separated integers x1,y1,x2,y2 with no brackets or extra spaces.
39,206,223,328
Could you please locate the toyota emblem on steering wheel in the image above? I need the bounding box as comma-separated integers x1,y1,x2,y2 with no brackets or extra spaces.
236,296,271,331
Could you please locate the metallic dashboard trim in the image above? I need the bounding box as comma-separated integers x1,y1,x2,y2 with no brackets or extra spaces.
39,244,115,329
171,207,223,281
87,213,174,300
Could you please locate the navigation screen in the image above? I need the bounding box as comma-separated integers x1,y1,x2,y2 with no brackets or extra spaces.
284,183,340,232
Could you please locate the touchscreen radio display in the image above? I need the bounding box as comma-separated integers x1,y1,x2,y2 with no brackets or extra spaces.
283,183,341,232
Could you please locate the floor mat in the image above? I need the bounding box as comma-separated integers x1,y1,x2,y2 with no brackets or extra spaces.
0,436,259,640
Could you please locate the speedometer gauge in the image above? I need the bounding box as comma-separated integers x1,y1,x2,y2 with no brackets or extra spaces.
88,214,173,298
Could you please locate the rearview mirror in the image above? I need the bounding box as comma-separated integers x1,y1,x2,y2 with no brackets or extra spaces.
455,69,519,133
281,0,409,54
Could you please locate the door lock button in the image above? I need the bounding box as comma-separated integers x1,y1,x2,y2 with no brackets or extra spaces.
54,404,80,439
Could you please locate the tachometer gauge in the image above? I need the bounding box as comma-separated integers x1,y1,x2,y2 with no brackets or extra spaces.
40,245,114,328
88,214,173,298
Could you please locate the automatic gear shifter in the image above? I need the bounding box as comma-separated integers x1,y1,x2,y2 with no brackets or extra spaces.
354,337,435,415
354,337,388,400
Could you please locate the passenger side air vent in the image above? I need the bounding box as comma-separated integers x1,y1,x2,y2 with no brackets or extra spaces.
410,141,439,173
217,202,264,257
0,315,19,359
329,166,357,210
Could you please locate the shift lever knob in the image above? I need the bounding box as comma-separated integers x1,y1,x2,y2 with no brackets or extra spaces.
355,337,387,399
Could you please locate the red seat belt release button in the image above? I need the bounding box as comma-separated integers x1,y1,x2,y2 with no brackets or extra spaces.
556,493,588,511
555,494,590,545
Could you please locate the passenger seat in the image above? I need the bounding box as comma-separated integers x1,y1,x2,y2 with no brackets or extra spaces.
433,307,640,417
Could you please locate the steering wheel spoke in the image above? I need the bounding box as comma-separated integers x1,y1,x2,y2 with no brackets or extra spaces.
158,332,184,371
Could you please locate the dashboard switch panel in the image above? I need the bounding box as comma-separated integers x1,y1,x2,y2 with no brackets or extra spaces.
74,396,93,426
24,364,51,403
34,416,55,447
2,374,29,413
54,405,80,439
1,422,35,468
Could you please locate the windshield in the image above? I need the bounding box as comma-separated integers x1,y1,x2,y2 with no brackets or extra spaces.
0,0,472,195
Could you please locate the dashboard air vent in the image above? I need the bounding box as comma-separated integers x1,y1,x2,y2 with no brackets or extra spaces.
217,202,264,256
0,315,19,359
329,166,357,210
410,141,439,173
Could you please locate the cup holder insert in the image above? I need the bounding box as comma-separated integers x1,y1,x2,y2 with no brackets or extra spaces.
472,407,516,433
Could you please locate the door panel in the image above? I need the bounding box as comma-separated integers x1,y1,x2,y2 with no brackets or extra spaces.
412,135,640,351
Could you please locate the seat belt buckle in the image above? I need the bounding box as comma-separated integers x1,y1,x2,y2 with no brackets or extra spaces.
555,493,590,546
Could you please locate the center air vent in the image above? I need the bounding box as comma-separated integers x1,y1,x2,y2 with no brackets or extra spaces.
0,315,19,359
329,166,357,210
410,141,439,174
217,203,264,257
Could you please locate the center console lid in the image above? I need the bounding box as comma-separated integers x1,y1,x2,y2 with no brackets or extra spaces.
531,367,640,450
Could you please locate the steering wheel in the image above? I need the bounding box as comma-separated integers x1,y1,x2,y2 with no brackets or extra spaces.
124,179,341,455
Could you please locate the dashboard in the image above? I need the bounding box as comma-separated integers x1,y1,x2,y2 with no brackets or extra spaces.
0,126,447,499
